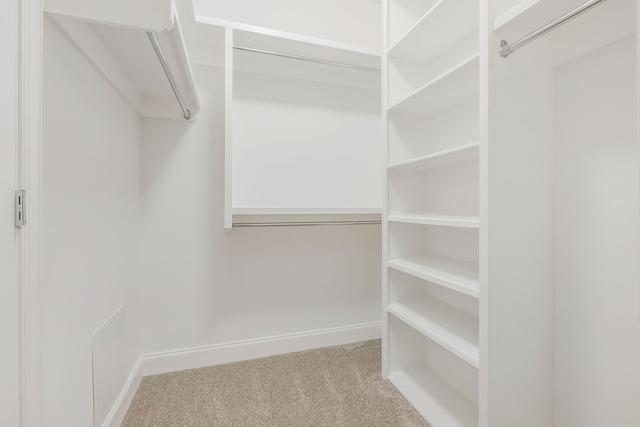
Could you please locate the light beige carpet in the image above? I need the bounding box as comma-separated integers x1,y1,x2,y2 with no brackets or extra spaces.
121,339,430,427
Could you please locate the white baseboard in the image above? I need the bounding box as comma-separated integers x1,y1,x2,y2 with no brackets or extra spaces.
104,322,381,425
142,322,382,376
104,356,143,427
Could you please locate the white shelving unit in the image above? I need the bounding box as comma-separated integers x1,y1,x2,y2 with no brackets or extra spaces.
383,0,480,425
44,0,200,121
224,26,383,229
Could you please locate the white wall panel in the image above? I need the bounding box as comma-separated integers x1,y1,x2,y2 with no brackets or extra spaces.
554,35,640,427
42,18,142,427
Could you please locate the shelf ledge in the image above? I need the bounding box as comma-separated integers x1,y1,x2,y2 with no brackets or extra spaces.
46,0,200,121
388,255,479,299
388,213,479,228
387,54,479,117
388,141,479,171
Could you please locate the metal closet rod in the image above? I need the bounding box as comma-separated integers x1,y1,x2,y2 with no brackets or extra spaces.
500,0,607,58
147,32,192,120
233,46,380,72
233,220,382,228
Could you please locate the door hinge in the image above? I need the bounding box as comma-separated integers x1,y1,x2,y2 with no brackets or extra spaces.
15,190,26,227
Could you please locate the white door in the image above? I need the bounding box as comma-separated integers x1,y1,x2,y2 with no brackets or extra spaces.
0,0,21,425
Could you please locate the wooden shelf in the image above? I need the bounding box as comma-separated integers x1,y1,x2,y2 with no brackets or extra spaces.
388,54,479,117
388,142,479,171
389,367,479,427
389,298,479,368
388,213,479,228
388,255,479,298
389,0,479,64
46,0,199,121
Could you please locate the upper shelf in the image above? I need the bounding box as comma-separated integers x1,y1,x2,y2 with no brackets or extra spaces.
388,54,479,117
232,28,381,90
45,0,200,121
389,0,479,64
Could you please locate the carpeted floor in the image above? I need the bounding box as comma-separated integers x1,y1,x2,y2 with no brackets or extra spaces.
121,339,430,426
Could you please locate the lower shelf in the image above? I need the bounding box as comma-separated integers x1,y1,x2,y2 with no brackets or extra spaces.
388,367,478,427
388,298,479,368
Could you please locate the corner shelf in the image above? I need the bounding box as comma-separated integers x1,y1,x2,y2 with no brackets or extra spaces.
389,0,479,64
389,298,479,368
388,255,479,298
388,54,479,117
388,367,479,427
45,0,200,121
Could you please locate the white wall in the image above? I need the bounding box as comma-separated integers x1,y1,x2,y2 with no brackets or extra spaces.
192,0,381,51
554,36,640,427
139,64,382,355
41,18,142,427
0,1,20,425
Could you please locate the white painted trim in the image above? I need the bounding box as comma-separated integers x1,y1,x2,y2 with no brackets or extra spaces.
101,323,381,423
381,0,390,379
19,1,43,426
103,357,143,427
223,27,233,230
142,322,382,376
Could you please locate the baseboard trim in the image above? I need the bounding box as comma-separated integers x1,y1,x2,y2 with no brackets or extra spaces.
142,322,382,376
104,322,381,425
103,356,143,427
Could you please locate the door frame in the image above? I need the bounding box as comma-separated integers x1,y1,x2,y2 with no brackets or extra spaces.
17,0,42,425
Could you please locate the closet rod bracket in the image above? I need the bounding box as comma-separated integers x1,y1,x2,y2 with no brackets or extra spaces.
499,40,512,58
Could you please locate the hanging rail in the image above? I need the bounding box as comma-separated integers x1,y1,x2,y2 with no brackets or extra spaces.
147,32,192,120
233,220,382,228
233,46,380,72
499,0,608,58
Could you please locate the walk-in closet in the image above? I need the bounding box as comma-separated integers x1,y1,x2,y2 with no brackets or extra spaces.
1,0,639,426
